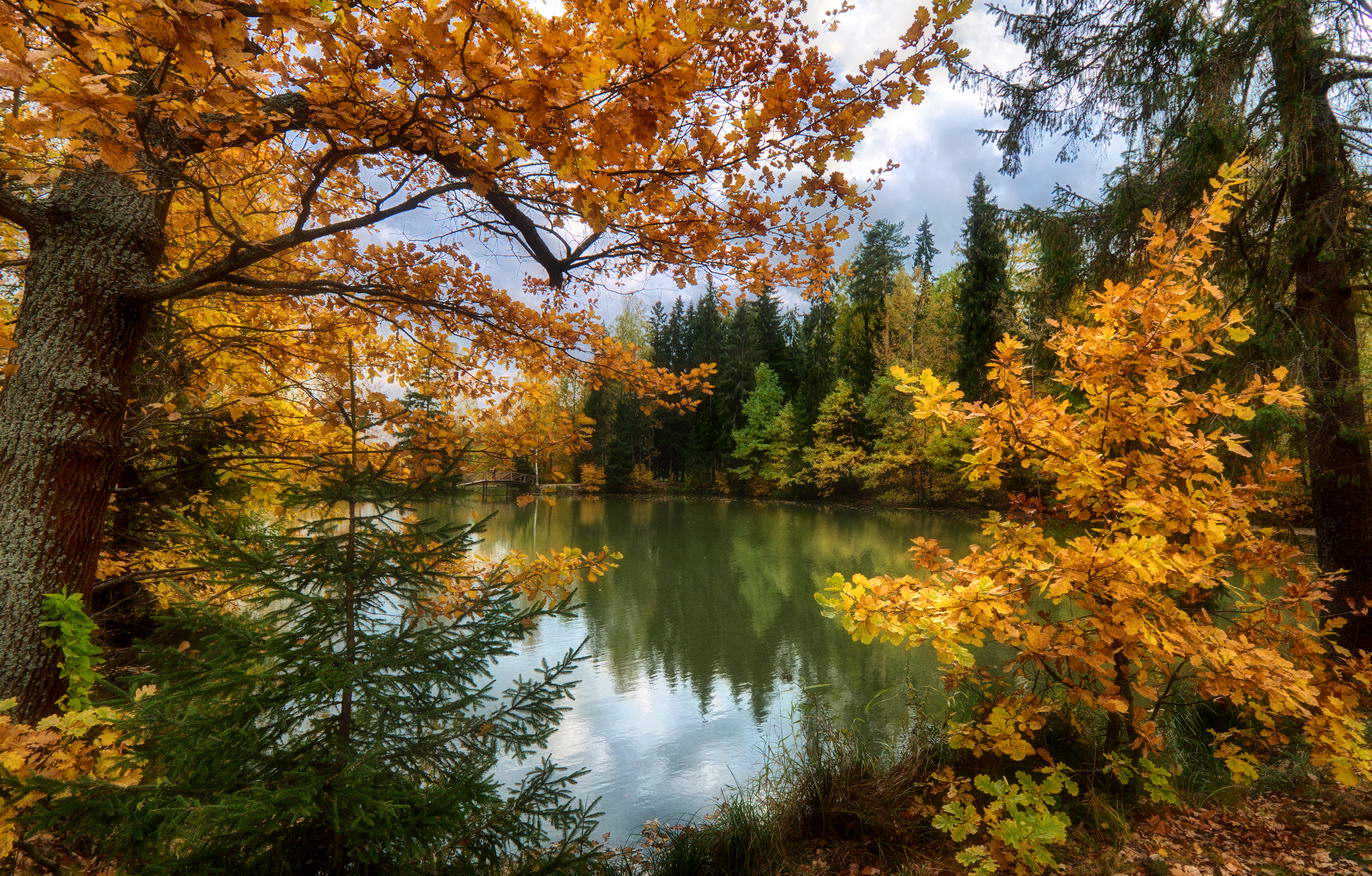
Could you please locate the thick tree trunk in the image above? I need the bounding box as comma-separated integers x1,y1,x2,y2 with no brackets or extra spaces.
1268,5,1372,653
0,169,162,720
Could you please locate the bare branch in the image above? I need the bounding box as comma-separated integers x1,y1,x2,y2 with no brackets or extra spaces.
429,154,572,286
141,180,471,302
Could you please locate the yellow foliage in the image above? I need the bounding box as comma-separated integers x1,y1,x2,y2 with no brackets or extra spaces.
429,546,620,618
579,463,606,494
629,463,655,492
818,158,1372,785
0,700,140,864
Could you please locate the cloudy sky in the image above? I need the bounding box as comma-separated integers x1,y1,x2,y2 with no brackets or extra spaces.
612,0,1120,312
824,1,1117,274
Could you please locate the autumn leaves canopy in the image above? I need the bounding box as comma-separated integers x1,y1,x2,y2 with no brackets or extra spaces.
0,0,968,717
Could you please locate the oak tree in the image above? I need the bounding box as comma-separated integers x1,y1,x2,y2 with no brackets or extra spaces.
0,0,967,718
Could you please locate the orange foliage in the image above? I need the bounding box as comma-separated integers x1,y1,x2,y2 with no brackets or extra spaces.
819,160,1372,791
1,0,968,293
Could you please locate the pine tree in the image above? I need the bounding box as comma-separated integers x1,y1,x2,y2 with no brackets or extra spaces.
835,220,909,393
912,214,938,282
34,383,599,874
953,174,1010,400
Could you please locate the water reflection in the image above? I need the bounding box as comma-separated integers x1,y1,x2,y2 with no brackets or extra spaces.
428,496,980,842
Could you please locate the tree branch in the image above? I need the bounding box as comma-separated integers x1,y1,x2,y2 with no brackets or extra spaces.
140,180,471,302
0,186,41,231
181,276,391,300
429,154,572,287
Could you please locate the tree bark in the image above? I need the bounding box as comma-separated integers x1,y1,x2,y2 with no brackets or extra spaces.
1268,3,1372,653
0,168,163,720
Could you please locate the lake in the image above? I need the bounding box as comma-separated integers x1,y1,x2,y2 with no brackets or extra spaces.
434,495,981,843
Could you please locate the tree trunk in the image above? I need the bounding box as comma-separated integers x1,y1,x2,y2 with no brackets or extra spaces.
1268,4,1372,653
0,168,163,720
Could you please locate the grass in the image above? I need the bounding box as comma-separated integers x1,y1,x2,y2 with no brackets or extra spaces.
569,681,1371,876
583,689,957,875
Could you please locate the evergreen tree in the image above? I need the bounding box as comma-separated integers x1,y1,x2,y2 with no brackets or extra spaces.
649,297,693,480
953,173,1009,400
605,391,650,491
751,287,791,390
685,283,729,481
730,363,787,481
582,383,618,468
793,294,839,432
912,214,938,282
33,400,597,874
665,298,689,371
803,379,869,496
835,220,909,393
717,298,762,436
648,300,670,366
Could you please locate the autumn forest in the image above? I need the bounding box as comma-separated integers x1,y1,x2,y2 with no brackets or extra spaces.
1,0,1372,873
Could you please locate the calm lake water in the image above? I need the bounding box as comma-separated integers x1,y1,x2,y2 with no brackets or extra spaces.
434,496,981,843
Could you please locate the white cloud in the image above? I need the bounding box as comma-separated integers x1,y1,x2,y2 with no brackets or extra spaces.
811,1,1117,275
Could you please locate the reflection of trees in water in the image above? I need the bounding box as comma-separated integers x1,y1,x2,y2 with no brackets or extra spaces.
428,496,979,731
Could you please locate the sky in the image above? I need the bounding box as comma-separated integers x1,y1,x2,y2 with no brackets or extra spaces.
600,0,1121,314
823,1,1117,274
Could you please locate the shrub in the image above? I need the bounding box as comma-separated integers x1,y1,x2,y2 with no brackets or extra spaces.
819,159,1372,869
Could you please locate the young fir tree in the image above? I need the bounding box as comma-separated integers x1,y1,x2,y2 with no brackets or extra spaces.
953,173,1010,400
32,381,599,874
730,363,787,483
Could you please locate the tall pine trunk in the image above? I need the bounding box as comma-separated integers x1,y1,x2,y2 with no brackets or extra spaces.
1268,3,1372,653
0,169,162,720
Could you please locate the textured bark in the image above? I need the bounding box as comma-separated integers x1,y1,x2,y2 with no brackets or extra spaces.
1268,4,1372,653
0,168,163,720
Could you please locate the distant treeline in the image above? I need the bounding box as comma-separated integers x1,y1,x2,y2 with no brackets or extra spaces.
578,176,1066,503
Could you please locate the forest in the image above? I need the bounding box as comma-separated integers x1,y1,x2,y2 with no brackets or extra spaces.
0,0,1370,874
